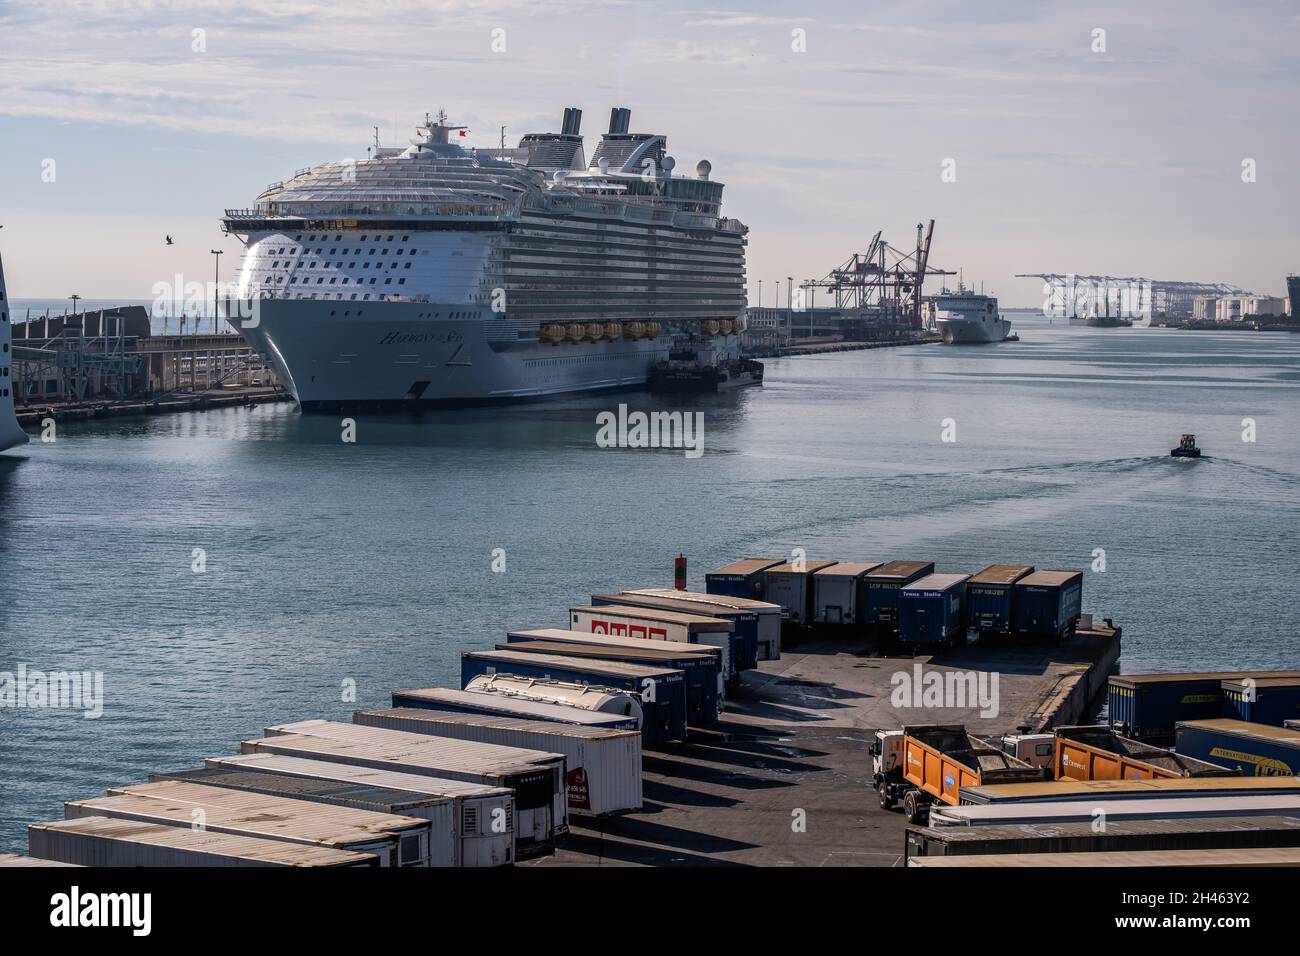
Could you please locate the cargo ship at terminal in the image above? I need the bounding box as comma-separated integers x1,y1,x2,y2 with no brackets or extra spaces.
221,107,747,410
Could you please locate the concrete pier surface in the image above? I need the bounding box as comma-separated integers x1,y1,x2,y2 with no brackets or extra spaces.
528,625,1119,867
15,386,292,427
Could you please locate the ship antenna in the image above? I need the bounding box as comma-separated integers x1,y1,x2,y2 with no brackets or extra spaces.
372,125,380,151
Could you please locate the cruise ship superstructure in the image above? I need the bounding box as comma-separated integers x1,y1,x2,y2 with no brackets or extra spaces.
222,107,748,409
926,287,1012,344
0,250,29,452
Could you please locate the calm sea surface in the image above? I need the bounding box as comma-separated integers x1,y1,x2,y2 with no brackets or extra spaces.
2,314,1298,851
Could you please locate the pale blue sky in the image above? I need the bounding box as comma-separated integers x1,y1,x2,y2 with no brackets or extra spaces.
0,0,1296,305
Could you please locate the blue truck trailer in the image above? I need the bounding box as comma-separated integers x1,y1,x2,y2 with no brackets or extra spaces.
705,558,783,601
503,627,723,725
898,574,971,646
1110,670,1300,745
1011,570,1083,641
1176,719,1300,777
1221,678,1300,727
965,564,1034,637
590,591,759,673
461,649,687,746
863,561,935,631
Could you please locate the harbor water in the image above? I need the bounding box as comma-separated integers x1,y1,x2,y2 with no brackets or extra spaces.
1,315,1298,851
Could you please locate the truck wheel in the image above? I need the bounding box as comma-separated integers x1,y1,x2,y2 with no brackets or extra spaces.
878,786,895,810
903,791,928,825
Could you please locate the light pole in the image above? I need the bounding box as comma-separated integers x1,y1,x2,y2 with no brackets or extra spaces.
210,249,224,334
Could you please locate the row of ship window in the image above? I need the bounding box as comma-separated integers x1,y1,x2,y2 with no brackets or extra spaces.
269,261,413,272
270,248,419,258
295,234,410,243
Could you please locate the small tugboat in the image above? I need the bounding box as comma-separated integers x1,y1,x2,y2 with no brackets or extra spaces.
648,344,763,394
1170,434,1202,458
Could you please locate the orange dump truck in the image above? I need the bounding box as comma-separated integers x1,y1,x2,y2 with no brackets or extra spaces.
1054,725,1237,781
873,725,1045,824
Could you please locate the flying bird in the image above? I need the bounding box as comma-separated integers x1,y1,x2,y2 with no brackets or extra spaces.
165,235,174,245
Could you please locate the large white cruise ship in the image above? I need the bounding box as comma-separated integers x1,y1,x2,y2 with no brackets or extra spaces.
925,287,1012,344
1,248,29,452
222,107,748,410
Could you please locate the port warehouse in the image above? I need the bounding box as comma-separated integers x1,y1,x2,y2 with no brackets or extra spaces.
6,552,1300,868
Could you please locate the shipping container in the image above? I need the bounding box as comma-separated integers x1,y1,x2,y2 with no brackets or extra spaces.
569,604,736,685
863,561,935,629
1053,724,1236,781
762,560,838,625
618,588,782,663
0,852,81,867
958,774,1300,805
705,558,783,601
250,719,567,857
906,815,1300,861
502,629,721,724
929,794,1300,827
146,765,511,867
1011,570,1083,640
202,752,515,867
463,674,646,726
462,649,687,746
593,589,761,671
811,562,882,628
355,708,642,815
1176,719,1300,777
29,816,380,867
898,574,970,645
393,685,640,731
67,781,434,867
908,846,1300,867
1108,670,1300,744
965,564,1034,636
1221,677,1300,727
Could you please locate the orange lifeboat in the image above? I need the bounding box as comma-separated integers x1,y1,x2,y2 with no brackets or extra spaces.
702,319,721,336
564,324,585,342
603,322,621,340
539,324,566,344
584,323,605,340
624,321,646,339
645,321,662,338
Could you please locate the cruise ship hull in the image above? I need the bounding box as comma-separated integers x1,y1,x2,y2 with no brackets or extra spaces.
936,316,1011,344
239,299,685,409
